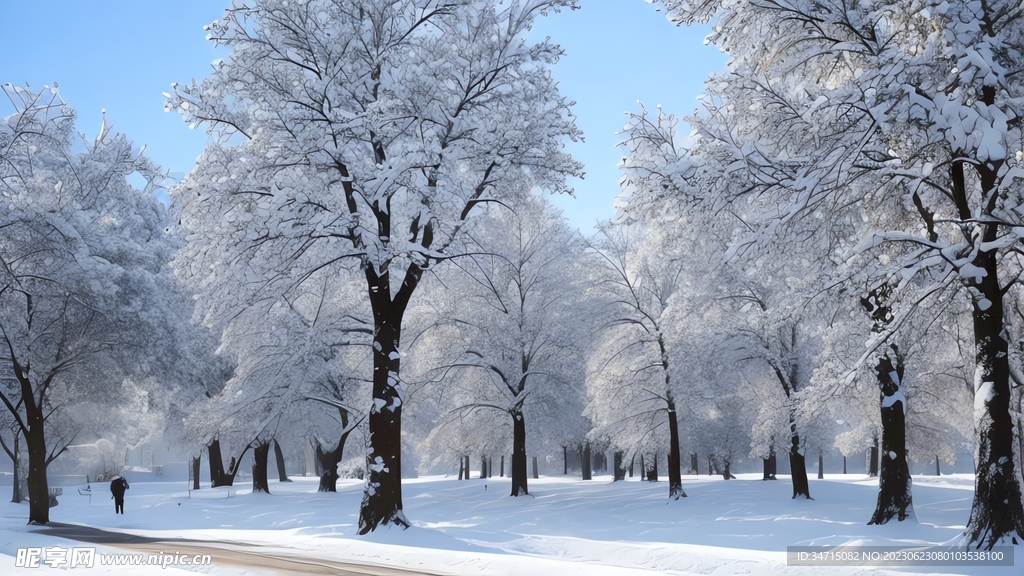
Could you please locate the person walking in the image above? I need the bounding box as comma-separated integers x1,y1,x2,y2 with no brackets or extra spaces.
110,476,129,514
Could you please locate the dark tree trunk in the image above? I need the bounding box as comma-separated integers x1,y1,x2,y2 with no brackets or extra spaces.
789,449,810,499
312,440,324,477
227,456,245,486
689,452,699,475
209,441,249,488
209,439,228,487
488,457,493,478
1,430,24,503
192,456,200,490
25,417,49,523
480,455,487,479
458,456,464,480
464,456,470,480
843,456,847,475
613,451,626,482
817,453,824,480
667,398,685,498
708,454,714,476
645,452,658,482
316,445,336,492
763,447,777,480
869,349,913,525
962,222,1024,547
789,419,811,499
869,440,879,477
252,441,271,494
510,410,528,496
356,247,424,534
640,454,645,480
722,459,735,480
273,439,291,482
317,426,356,492
581,442,592,480
935,455,940,476
500,455,504,477
532,456,538,479
563,446,568,475
629,454,634,478
861,291,912,523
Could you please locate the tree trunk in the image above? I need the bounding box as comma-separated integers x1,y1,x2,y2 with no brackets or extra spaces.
317,444,338,492
500,455,504,478
640,454,645,480
357,270,416,534
869,349,913,524
962,226,1024,547
488,457,493,478
317,426,356,492
613,451,626,481
209,440,228,487
2,430,24,503
869,440,879,477
192,456,201,490
464,456,470,480
935,455,940,476
789,418,811,499
458,456,464,480
645,452,658,482
722,459,735,480
273,440,291,482
210,441,249,488
689,452,699,475
708,454,714,476
312,440,324,477
629,454,634,478
563,446,568,475
532,456,538,479
763,447,777,480
666,398,685,499
25,417,49,523
252,441,271,494
510,410,528,496
843,456,847,475
581,442,592,480
818,453,824,480
480,455,487,479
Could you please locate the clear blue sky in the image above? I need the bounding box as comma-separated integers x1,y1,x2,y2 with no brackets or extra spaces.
0,0,724,230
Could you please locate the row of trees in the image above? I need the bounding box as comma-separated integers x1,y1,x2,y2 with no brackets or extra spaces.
618,0,1024,548
2,0,1021,551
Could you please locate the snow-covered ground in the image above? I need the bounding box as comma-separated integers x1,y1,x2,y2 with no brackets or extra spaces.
1,472,1019,575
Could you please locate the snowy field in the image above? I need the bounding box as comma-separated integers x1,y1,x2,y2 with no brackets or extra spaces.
1,472,1019,575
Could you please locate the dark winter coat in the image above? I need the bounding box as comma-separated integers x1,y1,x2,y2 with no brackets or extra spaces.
110,477,129,498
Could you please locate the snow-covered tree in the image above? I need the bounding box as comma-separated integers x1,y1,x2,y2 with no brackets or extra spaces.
586,222,691,499
635,0,1024,547
167,0,581,532
0,85,175,524
418,197,587,495
185,268,372,492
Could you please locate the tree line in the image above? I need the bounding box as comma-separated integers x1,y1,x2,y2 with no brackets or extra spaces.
2,0,1022,550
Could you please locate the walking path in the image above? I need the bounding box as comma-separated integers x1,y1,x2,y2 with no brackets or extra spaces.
34,523,444,576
